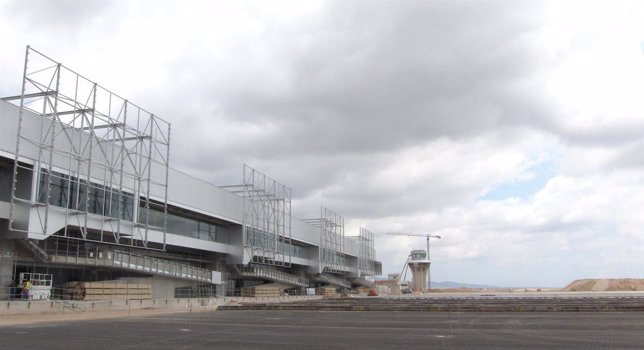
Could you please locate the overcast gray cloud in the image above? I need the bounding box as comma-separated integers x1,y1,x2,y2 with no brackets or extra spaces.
1,0,643,287
175,1,552,154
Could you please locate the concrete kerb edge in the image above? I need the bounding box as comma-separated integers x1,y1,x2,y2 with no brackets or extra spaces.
0,295,323,325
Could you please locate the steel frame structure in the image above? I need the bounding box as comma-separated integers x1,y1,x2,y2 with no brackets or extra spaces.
358,227,375,276
238,165,292,267
304,206,345,273
7,46,170,250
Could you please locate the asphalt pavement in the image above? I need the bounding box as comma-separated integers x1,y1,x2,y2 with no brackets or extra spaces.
1,310,643,349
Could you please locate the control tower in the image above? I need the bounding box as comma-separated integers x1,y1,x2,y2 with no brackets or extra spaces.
408,250,430,291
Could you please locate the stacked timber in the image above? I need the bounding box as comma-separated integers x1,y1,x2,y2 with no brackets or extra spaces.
64,281,152,300
63,283,84,300
241,283,282,297
356,287,371,295
316,286,337,297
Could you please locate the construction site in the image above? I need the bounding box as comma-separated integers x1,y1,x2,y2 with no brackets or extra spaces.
0,47,644,336
0,47,382,311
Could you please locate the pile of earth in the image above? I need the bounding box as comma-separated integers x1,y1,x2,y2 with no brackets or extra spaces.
563,279,644,292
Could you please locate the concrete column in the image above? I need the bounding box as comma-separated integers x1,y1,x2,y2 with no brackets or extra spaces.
408,261,430,291
0,239,16,299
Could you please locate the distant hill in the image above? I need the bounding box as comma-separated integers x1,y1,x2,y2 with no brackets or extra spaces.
432,281,498,289
563,279,644,292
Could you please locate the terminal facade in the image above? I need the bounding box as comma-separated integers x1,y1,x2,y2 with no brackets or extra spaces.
0,47,381,299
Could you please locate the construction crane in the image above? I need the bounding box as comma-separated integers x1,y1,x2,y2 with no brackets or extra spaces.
388,232,442,291
388,232,441,261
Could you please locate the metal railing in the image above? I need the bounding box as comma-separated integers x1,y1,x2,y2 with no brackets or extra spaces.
113,251,213,283
239,264,309,287
0,286,119,302
23,239,215,284
315,273,351,288
224,286,312,297
350,276,374,287
0,284,217,301
17,239,49,262
174,285,217,298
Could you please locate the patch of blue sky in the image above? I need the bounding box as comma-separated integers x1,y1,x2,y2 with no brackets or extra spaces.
480,157,559,201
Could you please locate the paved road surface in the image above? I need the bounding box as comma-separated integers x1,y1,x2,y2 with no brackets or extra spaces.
1,310,643,349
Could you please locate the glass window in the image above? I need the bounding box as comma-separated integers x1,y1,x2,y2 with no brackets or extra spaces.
144,208,226,243
0,163,12,201
38,170,134,221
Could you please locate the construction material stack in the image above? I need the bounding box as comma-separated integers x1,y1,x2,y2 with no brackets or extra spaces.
64,281,152,300
241,283,282,297
316,286,337,296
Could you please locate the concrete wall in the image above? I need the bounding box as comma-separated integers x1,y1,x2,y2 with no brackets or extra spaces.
0,255,14,299
0,295,323,318
0,298,217,317
115,276,196,299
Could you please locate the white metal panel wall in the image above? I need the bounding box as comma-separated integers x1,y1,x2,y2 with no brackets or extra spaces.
165,169,243,224
1,101,140,190
0,102,20,156
0,102,238,222
344,236,361,258
291,218,320,246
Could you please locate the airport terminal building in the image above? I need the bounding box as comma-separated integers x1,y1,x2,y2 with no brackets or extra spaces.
0,47,381,299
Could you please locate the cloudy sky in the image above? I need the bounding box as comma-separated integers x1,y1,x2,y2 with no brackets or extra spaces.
1,0,644,287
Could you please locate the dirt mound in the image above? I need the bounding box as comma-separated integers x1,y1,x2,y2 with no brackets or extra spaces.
563,279,644,292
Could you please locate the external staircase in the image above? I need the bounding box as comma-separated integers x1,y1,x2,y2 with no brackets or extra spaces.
238,264,309,287
23,239,215,284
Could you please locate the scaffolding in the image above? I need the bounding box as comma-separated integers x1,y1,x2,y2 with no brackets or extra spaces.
358,227,375,276
6,46,170,250
223,165,292,267
303,206,345,273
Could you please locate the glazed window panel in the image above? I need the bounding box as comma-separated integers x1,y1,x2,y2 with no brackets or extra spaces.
144,208,226,243
38,170,134,221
